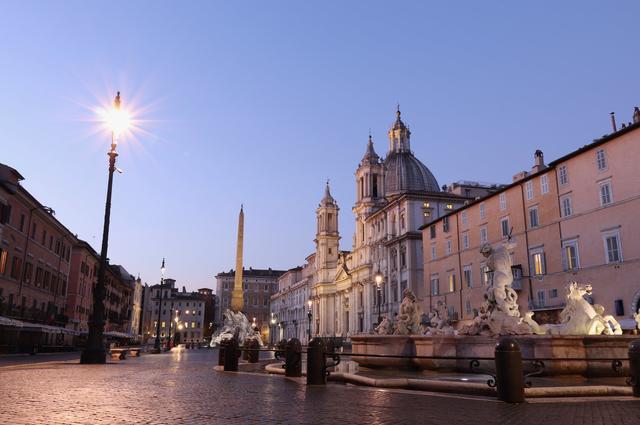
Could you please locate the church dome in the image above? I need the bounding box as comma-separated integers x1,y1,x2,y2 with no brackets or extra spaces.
384,151,440,194
383,108,440,195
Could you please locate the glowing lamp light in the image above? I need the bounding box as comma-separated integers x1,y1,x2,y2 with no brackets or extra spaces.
307,299,312,309
375,272,383,287
178,324,184,330
98,92,130,140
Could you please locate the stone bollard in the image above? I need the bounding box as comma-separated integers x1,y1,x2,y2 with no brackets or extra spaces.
223,337,240,372
494,337,525,403
285,338,302,377
307,337,326,385
247,339,260,364
218,341,226,366
242,340,250,361
629,340,640,397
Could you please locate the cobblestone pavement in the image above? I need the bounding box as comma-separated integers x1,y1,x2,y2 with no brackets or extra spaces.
1,348,639,425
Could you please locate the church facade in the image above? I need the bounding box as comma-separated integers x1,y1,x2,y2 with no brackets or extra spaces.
309,110,484,337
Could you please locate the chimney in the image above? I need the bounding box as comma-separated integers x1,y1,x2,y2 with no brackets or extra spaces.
610,112,617,132
531,150,546,173
633,107,640,124
512,170,529,182
182,286,186,293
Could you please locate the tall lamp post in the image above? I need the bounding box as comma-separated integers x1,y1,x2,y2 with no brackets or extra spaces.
152,259,166,353
307,299,313,343
374,272,383,326
81,92,128,364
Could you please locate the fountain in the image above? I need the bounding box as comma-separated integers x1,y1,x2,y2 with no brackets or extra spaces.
353,238,636,376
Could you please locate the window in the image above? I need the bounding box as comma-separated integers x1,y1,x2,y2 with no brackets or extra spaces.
480,227,488,244
462,232,469,249
549,289,558,298
463,266,472,288
400,247,406,268
480,262,489,286
19,214,25,232
562,239,580,270
529,207,539,228
10,256,22,280
525,181,534,200
466,300,472,316
537,290,545,306
448,274,456,292
400,213,405,230
0,203,10,224
599,181,613,206
530,249,546,276
561,196,572,217
31,222,37,239
499,193,506,210
540,174,549,194
559,165,568,186
603,230,622,263
430,225,436,239
479,203,486,220
596,149,607,171
443,216,450,233
431,245,436,260
372,174,378,198
500,217,510,238
461,211,468,226
446,203,453,210
446,240,452,255
0,249,7,274
430,275,439,295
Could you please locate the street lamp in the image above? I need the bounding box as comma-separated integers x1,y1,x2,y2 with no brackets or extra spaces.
270,313,276,346
307,299,313,343
81,92,128,364
375,272,383,326
152,258,166,354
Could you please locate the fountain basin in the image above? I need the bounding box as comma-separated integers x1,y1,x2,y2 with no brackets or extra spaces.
351,334,637,377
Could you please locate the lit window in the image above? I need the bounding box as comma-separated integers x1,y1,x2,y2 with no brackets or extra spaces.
463,266,472,288
479,203,486,220
446,203,453,210
480,227,488,244
525,181,534,200
423,202,430,208
603,230,622,263
540,174,549,194
530,250,546,276
499,193,506,210
161,321,166,328
596,149,607,171
529,207,539,228
562,239,580,270
448,274,456,292
559,165,568,186
561,196,572,217
599,181,613,206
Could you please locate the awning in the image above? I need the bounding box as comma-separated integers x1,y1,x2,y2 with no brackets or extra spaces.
0,316,25,328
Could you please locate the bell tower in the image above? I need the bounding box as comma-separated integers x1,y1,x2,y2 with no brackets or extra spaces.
353,134,385,250
315,181,340,281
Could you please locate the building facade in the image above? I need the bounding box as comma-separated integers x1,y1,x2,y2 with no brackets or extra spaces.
215,267,285,337
309,110,498,337
423,109,640,327
0,163,77,348
150,278,211,345
270,260,314,343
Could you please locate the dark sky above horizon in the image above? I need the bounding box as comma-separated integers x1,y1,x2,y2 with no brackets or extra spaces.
2,1,639,292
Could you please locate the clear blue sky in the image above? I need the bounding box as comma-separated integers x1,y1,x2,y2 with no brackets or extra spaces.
2,1,638,292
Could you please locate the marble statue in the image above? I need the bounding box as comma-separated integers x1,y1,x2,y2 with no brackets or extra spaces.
634,311,640,331
523,282,623,335
211,309,263,346
423,301,456,336
459,240,531,336
393,289,422,335
374,315,395,335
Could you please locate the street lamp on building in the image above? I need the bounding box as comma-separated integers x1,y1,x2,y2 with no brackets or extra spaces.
81,92,129,364
307,299,313,343
375,272,383,326
152,258,166,354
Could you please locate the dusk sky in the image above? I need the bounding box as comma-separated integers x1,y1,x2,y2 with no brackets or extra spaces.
2,1,638,292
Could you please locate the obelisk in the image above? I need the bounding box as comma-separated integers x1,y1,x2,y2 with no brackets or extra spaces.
231,205,245,312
